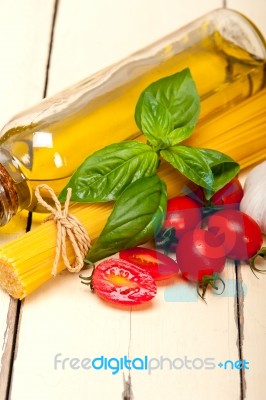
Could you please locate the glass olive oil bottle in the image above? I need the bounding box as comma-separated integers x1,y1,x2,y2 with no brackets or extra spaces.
0,8,265,225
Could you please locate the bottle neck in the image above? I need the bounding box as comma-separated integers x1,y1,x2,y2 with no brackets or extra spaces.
0,149,31,226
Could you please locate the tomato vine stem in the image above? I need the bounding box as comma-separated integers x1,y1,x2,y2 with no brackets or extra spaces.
249,247,266,275
197,272,225,302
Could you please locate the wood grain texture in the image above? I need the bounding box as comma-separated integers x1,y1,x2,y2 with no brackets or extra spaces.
0,0,56,396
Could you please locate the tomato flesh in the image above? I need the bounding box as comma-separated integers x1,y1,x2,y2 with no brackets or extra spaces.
120,247,179,280
207,210,263,260
176,229,226,282
163,196,201,239
92,258,157,305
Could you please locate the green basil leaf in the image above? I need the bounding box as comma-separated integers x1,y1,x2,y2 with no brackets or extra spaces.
161,145,213,190
87,175,167,262
135,68,200,146
167,126,195,146
197,148,240,199
58,141,158,202
140,92,174,147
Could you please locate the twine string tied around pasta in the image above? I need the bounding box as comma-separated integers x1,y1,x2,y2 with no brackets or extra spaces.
35,184,91,276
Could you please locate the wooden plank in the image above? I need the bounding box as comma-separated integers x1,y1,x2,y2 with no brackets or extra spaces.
10,271,132,399
9,1,250,399
0,299,19,400
47,0,222,94
236,238,266,400
226,3,266,398
3,0,264,399
0,0,55,128
130,262,241,400
0,0,56,397
236,171,266,400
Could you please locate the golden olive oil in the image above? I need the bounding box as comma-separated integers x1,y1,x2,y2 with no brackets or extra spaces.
0,33,265,212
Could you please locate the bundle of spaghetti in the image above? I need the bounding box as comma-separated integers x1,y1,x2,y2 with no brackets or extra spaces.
185,87,266,169
0,88,265,299
0,201,112,299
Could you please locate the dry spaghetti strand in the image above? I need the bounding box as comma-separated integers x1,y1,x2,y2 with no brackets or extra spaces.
35,184,91,276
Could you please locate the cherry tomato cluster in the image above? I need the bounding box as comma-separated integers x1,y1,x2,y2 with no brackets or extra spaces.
158,177,265,299
81,178,265,305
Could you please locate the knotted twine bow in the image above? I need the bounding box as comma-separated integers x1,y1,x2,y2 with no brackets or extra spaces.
35,184,91,276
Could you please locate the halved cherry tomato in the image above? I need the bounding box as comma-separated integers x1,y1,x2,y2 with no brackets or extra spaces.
119,247,179,280
163,196,202,239
91,258,157,305
207,210,263,260
176,229,226,282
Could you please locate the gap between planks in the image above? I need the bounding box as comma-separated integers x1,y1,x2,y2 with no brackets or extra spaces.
122,309,133,400
0,299,20,400
234,263,246,400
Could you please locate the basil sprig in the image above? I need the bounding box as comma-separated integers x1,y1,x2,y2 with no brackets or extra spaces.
134,68,239,196
60,68,239,203
87,175,167,262
59,141,158,202
58,68,240,260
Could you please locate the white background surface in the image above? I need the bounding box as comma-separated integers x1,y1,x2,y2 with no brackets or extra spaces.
0,1,265,399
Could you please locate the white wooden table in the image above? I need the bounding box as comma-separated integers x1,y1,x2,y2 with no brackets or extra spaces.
0,1,265,399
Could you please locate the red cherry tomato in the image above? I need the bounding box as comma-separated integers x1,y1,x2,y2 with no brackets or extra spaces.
189,178,243,210
207,210,263,260
119,247,179,280
211,178,243,210
176,229,226,282
187,185,205,205
163,196,202,239
91,258,157,305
